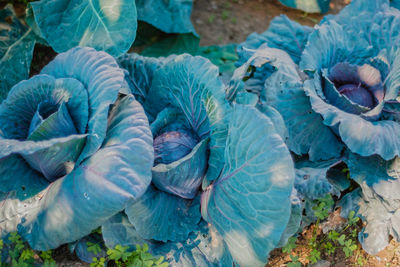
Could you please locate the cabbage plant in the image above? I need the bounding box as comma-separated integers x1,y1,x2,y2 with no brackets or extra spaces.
0,47,154,250
234,0,400,255
96,53,297,266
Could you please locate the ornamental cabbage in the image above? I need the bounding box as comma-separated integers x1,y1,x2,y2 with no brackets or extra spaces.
0,47,153,250
234,0,400,255
99,53,296,266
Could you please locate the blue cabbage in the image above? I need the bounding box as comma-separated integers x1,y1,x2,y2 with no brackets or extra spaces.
0,4,37,102
300,20,400,160
103,54,296,266
278,0,331,13
28,0,137,56
0,47,153,250
116,54,230,244
136,0,196,35
229,46,343,160
235,0,400,160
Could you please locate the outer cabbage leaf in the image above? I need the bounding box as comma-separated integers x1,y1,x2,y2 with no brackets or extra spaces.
29,0,137,56
280,159,348,238
229,46,343,160
150,221,234,267
0,96,153,250
117,53,166,104
0,155,48,200
201,105,295,266
136,0,196,34
277,189,302,247
125,186,201,242
0,75,89,181
345,153,400,254
0,4,36,102
324,0,400,55
145,54,230,183
300,21,373,72
102,216,233,267
278,0,331,13
102,213,148,249
41,47,125,164
295,159,343,200
237,15,312,65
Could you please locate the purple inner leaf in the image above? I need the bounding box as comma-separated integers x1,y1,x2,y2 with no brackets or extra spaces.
338,83,375,109
154,130,199,165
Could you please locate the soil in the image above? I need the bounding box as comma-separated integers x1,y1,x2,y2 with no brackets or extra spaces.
192,0,350,46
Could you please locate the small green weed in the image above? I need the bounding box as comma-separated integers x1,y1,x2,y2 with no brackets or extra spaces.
0,232,56,267
284,194,363,266
91,243,168,267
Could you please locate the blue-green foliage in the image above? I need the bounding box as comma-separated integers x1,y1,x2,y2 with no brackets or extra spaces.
201,104,295,266
0,4,36,103
103,53,296,266
234,0,400,256
136,0,196,35
28,0,138,56
0,47,154,251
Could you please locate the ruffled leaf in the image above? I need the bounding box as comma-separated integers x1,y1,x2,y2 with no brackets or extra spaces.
117,53,166,103
41,47,125,164
237,15,312,65
0,75,88,140
300,21,373,72
231,46,343,160
305,78,400,160
0,96,153,250
343,152,400,254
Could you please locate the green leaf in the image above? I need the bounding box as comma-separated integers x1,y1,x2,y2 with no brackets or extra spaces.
338,235,346,246
141,33,200,57
199,44,238,74
282,236,297,253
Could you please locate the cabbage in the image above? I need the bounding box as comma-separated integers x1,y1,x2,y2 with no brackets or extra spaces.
100,53,296,266
0,47,153,250
234,0,400,255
